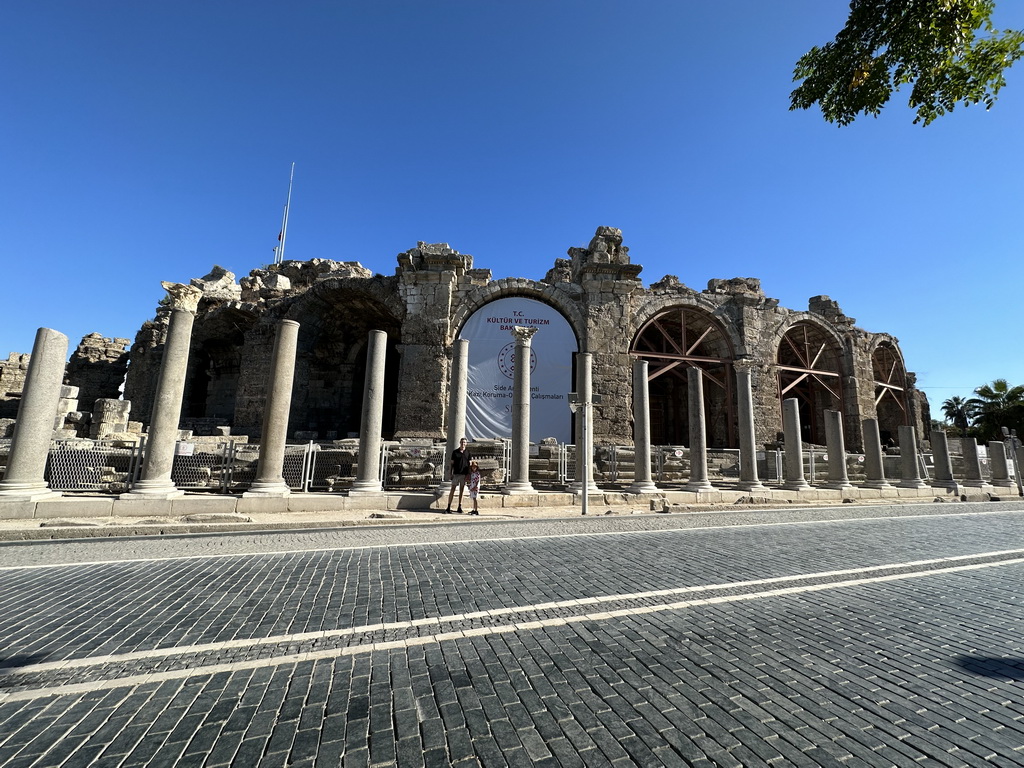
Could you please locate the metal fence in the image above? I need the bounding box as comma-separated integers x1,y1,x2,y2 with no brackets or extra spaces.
22,438,1020,494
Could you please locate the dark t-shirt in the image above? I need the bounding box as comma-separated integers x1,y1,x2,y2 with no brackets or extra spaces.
451,448,472,476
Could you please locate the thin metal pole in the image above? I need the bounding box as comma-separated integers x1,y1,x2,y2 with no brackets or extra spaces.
276,162,295,265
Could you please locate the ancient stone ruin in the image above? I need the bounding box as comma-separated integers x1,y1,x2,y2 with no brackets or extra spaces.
0,226,929,457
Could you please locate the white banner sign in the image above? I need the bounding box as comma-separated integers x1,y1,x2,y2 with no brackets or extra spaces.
459,297,578,444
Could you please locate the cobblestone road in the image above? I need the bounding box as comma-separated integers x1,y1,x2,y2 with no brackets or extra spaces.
2,504,1024,767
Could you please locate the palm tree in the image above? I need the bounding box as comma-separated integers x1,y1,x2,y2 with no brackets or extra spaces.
966,379,1024,441
941,395,975,437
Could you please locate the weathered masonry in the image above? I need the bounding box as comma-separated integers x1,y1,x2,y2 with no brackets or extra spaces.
120,227,928,452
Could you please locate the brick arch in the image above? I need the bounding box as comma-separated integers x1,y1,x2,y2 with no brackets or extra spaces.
628,302,738,448
451,279,584,346
868,336,910,441
631,294,743,356
773,316,849,446
279,278,404,439
282,276,406,330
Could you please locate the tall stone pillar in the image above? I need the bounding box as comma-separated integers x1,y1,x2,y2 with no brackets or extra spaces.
124,284,201,499
961,437,987,488
898,425,928,489
822,409,852,490
0,327,69,500
350,330,387,495
627,359,657,493
244,320,300,498
735,366,766,492
505,326,537,494
685,367,713,492
861,418,892,489
571,352,599,493
438,338,469,492
782,398,810,491
988,441,1014,489
930,430,957,489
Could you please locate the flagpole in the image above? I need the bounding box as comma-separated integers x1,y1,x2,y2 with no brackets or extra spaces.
275,162,295,265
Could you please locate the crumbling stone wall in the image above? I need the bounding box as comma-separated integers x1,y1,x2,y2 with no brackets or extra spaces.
64,333,130,414
119,229,929,450
0,352,31,421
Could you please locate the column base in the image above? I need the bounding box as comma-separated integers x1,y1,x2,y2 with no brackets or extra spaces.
568,481,600,494
782,480,812,491
348,480,383,496
0,484,61,502
898,479,930,489
737,481,769,492
992,481,1016,489
121,479,184,500
243,480,291,498
685,480,715,492
822,481,853,490
503,482,536,495
861,481,893,490
626,481,659,494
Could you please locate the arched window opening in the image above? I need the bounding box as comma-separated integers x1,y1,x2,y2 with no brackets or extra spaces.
872,342,909,444
630,307,735,448
777,323,843,446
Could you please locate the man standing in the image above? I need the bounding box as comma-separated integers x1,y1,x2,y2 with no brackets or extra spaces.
445,437,471,513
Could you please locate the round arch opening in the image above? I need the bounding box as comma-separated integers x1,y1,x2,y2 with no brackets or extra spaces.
777,322,843,445
290,291,402,439
630,306,735,448
872,342,909,444
458,297,578,443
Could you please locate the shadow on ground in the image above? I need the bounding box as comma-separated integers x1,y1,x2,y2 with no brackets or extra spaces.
955,654,1024,681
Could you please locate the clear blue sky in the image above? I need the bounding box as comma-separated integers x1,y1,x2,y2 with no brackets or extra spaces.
3,1,1022,413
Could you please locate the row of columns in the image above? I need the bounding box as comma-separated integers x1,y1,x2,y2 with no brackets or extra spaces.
3,314,1019,500
0,316,392,502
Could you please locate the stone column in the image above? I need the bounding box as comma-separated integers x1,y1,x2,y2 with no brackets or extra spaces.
898,425,928,489
685,367,713,492
627,359,657,493
0,327,69,500
822,409,852,490
861,418,892,489
504,326,537,494
571,352,599,493
930,430,957,489
438,338,469,492
782,398,810,491
961,437,987,488
244,320,300,497
124,284,201,499
1017,445,1024,490
988,441,1014,489
735,366,767,492
350,330,387,495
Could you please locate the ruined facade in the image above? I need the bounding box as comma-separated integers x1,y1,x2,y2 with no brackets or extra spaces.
118,227,928,452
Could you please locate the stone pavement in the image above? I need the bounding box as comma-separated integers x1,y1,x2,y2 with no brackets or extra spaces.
2,502,1024,766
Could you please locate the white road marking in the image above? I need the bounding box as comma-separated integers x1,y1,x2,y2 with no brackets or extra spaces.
2,549,1023,703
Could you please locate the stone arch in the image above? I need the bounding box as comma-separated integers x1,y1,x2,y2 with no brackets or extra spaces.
184,305,259,425
456,291,579,444
452,279,584,347
870,336,910,444
283,280,403,439
775,318,846,446
629,304,737,448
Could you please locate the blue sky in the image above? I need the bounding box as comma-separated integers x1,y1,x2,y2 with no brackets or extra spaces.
3,1,1022,413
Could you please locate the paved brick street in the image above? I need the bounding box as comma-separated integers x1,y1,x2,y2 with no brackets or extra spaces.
2,504,1024,767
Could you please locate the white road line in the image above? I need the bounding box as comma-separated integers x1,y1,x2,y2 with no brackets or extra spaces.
3,549,1024,704
0,508,1016,571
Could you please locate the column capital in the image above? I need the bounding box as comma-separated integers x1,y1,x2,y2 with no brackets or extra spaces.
161,282,203,313
510,326,538,344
